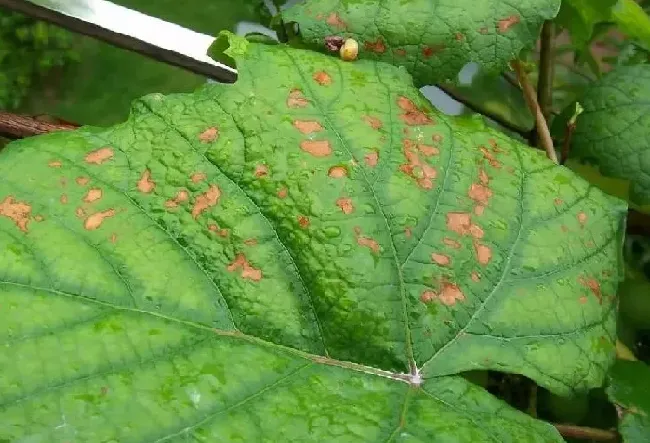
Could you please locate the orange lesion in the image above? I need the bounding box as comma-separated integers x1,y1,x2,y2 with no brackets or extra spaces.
431,253,450,266
363,115,383,130
354,227,380,254
328,166,348,178
397,97,434,125
85,147,114,165
76,176,90,186
298,215,310,229
420,282,465,306
254,164,269,178
208,224,229,237
293,120,323,134
165,190,189,208
313,71,332,86
48,160,62,168
364,151,379,167
84,209,115,230
0,196,32,232
400,139,437,190
227,253,262,281
364,38,386,53
579,276,602,304
287,89,309,108
498,15,520,33
191,172,207,183
336,197,354,214
192,185,221,219
326,12,347,29
136,169,156,194
199,127,219,143
83,188,103,203
300,140,332,157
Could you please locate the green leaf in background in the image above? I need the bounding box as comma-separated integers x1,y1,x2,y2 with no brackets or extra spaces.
0,31,626,441
554,0,617,48
612,0,650,49
282,0,561,86
606,360,650,442
571,65,650,206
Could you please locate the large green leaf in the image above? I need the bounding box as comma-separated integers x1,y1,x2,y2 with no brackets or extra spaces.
281,0,561,86
606,360,650,442
554,0,617,48
571,65,650,206
0,32,625,441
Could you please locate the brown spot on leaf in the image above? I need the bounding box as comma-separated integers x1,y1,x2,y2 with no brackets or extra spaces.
301,140,332,157
471,271,481,282
254,164,269,178
418,144,440,157
328,166,348,178
76,176,90,186
447,212,472,236
432,134,443,143
479,27,489,34
405,227,412,238
277,187,288,199
192,185,221,219
468,183,492,206
421,283,465,306
208,224,229,237
298,215,310,228
554,198,563,206
443,237,461,249
397,97,433,125
60,194,68,204
364,38,386,53
422,45,444,57
455,32,464,41
0,197,32,232
165,190,189,209
83,188,103,203
48,160,62,168
137,169,155,193
75,207,86,218
579,276,602,304
199,127,219,143
395,48,407,57
313,71,332,86
354,227,380,254
577,212,587,226
474,242,492,265
363,115,383,130
244,238,258,246
480,146,501,168
400,139,437,189
365,151,379,167
336,197,354,214
60,177,67,187
34,215,44,222
293,120,323,134
287,89,309,108
474,205,485,216
227,253,262,281
84,209,116,230
110,233,117,243
498,15,520,33
431,253,450,266
191,172,206,183
85,147,114,165
479,169,489,185
326,12,347,29
579,296,588,304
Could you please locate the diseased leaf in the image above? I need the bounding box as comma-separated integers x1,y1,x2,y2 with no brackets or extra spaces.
0,32,625,441
606,360,650,442
571,65,650,206
281,0,561,86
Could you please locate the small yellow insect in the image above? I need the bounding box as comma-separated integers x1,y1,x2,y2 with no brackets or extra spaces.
340,38,359,61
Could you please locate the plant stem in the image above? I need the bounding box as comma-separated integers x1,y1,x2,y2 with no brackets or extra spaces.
616,340,638,361
561,120,576,165
0,112,78,140
511,60,559,164
553,424,619,441
537,21,555,123
436,83,530,136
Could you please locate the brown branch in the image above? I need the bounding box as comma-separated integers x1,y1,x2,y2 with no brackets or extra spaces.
436,83,531,136
553,424,619,442
537,21,555,123
511,60,558,164
561,120,576,165
0,112,78,140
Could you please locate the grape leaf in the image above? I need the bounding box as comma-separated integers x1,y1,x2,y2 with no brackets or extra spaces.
0,32,625,441
571,65,650,206
606,360,650,442
281,0,561,86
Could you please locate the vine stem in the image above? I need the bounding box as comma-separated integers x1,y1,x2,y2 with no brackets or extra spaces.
436,83,530,136
553,424,619,441
0,111,78,140
537,21,555,123
511,60,559,164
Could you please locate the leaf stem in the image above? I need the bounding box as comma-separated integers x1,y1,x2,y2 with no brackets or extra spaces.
616,339,638,361
553,424,619,441
436,83,530,136
511,60,558,164
537,21,555,123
